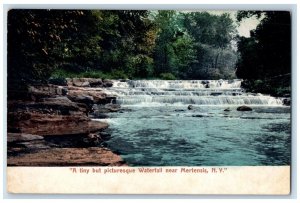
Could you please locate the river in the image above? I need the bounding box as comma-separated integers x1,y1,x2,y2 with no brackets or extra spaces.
100,80,291,166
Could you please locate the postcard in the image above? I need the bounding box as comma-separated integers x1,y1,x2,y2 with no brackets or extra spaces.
6,8,291,194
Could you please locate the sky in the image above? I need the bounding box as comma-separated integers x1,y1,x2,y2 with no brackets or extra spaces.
235,15,262,37
207,10,261,37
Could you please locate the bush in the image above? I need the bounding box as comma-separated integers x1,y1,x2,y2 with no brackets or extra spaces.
159,72,176,80
109,70,128,79
51,68,130,80
78,71,107,78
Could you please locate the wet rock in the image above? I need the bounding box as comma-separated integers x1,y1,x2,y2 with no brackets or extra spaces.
237,105,253,111
210,92,222,96
88,79,103,87
224,108,231,112
99,132,111,140
192,114,211,118
104,103,121,112
192,115,204,117
103,79,113,87
89,112,109,119
91,104,121,114
105,96,117,104
283,98,291,106
175,109,185,112
7,147,126,166
232,92,241,96
188,105,193,110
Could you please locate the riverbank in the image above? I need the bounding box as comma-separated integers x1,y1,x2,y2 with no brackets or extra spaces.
241,74,291,105
7,78,126,166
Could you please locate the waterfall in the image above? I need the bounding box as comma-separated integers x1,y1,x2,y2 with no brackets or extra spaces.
109,80,283,106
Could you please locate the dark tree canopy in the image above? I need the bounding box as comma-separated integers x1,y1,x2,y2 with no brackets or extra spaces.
235,11,291,79
8,9,238,86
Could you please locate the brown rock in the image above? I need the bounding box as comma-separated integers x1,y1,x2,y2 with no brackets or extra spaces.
7,133,44,143
7,147,126,166
104,103,121,112
28,85,68,100
88,78,103,87
72,78,90,87
8,96,84,116
88,120,109,132
8,112,107,136
68,88,108,104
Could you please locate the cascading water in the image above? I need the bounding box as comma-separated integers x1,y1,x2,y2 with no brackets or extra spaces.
109,80,283,106
102,80,290,166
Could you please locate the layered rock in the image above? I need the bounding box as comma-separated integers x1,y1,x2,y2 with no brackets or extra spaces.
7,78,125,166
8,112,107,136
7,147,126,166
65,78,113,88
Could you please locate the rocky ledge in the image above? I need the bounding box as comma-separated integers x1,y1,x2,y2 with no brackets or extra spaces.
8,147,125,166
7,78,126,166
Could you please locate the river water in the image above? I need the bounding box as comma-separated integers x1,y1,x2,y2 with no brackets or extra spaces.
102,80,290,166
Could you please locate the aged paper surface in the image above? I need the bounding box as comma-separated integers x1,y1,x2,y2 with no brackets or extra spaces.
7,166,290,194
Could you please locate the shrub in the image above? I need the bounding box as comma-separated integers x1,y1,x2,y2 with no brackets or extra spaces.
159,72,176,80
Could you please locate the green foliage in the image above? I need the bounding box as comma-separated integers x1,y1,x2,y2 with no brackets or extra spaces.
159,73,176,80
51,68,129,79
8,9,239,95
241,75,291,97
236,11,291,79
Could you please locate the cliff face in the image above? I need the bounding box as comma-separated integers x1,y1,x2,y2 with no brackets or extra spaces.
7,78,126,166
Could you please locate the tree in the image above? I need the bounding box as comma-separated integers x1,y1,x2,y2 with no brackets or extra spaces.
182,12,237,79
235,11,291,79
7,9,91,99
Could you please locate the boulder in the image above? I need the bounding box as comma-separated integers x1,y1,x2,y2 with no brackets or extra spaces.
72,78,90,87
103,79,113,87
283,98,291,106
224,108,231,112
237,105,253,111
210,92,222,96
67,88,108,104
88,78,103,87
104,103,121,112
188,105,193,110
7,147,126,166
